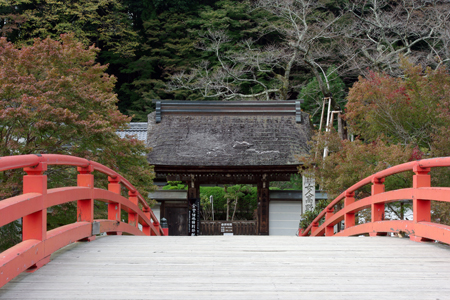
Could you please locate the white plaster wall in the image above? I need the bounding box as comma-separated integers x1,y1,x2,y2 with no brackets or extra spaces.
269,201,302,236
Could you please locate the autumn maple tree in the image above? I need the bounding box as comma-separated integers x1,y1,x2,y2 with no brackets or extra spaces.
301,60,450,226
0,33,155,195
345,61,448,150
0,35,155,249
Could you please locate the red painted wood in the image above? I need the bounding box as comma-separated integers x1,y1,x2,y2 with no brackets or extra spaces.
0,193,42,228
22,162,47,242
107,177,122,232
370,178,386,236
0,239,43,287
413,167,431,222
142,209,151,236
162,228,169,236
0,154,150,210
301,157,450,245
0,154,40,172
344,191,355,229
0,154,166,288
151,221,160,236
77,166,94,223
325,207,334,236
128,191,139,228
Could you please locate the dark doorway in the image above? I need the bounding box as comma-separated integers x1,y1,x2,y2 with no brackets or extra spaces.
164,205,188,236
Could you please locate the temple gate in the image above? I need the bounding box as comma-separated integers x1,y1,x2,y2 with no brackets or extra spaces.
146,100,311,235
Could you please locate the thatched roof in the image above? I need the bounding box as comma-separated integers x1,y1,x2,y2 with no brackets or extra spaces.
146,101,312,166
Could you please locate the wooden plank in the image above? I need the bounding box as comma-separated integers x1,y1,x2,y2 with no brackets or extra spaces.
1,236,450,299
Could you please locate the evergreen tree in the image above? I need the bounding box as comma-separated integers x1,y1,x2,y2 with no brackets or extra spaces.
300,67,346,127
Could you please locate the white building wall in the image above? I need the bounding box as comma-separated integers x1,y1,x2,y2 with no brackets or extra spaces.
151,203,161,222
269,201,302,236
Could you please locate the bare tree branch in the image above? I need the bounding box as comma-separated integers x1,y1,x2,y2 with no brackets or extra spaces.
168,0,450,107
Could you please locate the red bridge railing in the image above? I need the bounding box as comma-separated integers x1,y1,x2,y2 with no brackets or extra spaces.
0,154,166,288
299,157,450,244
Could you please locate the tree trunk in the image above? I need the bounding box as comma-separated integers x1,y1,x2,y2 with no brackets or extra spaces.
232,197,238,221
338,113,348,140
225,186,230,221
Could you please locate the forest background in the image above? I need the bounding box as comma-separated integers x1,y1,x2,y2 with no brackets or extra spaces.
1,0,450,247
3,0,449,119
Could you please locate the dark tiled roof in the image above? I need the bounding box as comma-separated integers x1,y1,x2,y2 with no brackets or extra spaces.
146,101,312,166
117,122,148,143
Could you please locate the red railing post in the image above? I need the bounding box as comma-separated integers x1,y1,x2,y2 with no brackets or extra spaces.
344,191,355,230
107,176,122,235
0,154,178,287
152,220,160,236
370,177,386,236
312,221,319,235
142,208,151,236
411,165,432,242
77,165,95,242
325,207,334,236
22,162,47,242
128,191,139,229
22,161,51,271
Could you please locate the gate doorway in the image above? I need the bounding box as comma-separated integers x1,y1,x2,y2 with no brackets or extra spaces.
164,204,188,236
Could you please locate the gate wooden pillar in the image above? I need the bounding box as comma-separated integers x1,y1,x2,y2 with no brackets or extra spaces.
257,174,270,235
187,174,200,202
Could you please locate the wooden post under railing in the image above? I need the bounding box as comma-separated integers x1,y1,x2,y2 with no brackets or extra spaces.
77,165,95,242
151,220,160,236
370,177,386,236
128,191,139,229
22,162,47,241
411,165,432,242
142,208,151,236
312,221,319,235
344,191,355,231
325,207,335,236
107,176,122,235
22,161,50,271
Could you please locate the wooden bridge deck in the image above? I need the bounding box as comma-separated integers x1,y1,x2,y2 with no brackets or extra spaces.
1,236,450,299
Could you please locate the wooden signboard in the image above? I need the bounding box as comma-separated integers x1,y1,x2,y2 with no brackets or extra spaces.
188,198,200,236
221,222,233,235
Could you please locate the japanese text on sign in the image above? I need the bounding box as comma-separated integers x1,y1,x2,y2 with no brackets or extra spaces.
302,175,316,213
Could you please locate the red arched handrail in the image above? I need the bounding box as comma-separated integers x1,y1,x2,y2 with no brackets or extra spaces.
299,157,450,245
0,154,151,210
0,154,166,288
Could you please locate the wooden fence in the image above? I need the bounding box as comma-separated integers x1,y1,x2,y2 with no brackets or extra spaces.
201,221,257,235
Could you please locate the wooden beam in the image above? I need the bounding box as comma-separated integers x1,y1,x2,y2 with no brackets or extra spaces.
257,175,270,235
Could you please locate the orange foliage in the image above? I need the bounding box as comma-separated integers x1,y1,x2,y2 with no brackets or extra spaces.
0,34,155,201
301,59,450,224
